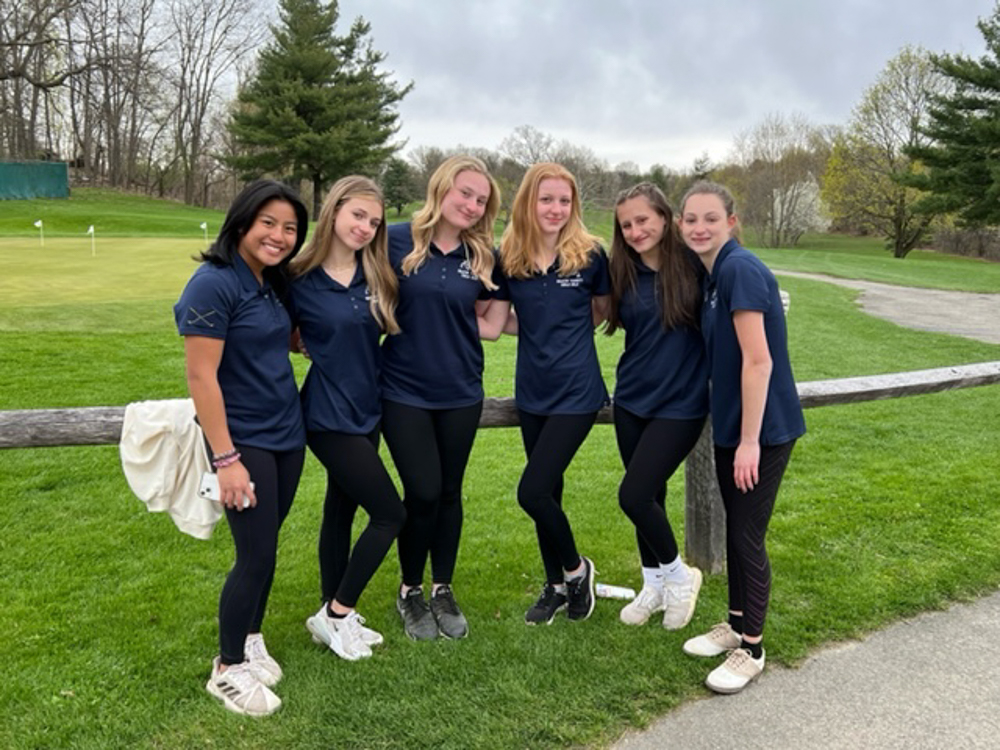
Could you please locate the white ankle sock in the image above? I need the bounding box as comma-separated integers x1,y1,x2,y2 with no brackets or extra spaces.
641,566,664,590
660,556,688,584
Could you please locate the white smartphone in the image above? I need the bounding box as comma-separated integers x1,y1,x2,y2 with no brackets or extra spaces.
198,472,253,508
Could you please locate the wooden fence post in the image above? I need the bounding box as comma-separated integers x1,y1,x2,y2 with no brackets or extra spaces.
684,422,727,574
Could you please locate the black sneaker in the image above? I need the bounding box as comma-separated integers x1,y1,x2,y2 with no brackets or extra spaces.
429,584,469,639
565,556,596,620
396,586,439,641
524,584,567,625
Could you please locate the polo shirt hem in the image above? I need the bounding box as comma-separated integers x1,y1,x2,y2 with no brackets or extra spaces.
612,399,708,421
383,393,484,411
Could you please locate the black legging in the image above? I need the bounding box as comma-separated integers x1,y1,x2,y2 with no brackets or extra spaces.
218,444,304,666
381,399,483,587
307,429,406,609
614,406,705,567
714,440,796,639
517,410,597,585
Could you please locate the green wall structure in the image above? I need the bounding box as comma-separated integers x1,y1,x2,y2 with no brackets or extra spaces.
0,162,70,199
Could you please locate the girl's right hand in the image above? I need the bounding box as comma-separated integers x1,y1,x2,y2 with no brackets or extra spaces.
217,461,257,510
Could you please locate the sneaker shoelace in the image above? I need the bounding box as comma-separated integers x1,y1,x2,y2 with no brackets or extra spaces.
636,586,661,608
433,587,460,615
709,622,734,642
344,612,366,645
724,648,756,673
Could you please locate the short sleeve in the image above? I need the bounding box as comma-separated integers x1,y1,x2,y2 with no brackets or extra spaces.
492,262,511,301
591,245,611,296
723,257,771,313
174,268,235,339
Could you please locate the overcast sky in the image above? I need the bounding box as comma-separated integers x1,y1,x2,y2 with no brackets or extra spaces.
333,0,993,172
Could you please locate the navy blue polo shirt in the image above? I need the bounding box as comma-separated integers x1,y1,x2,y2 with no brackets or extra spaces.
495,246,611,415
614,255,709,420
381,222,496,408
174,254,305,451
288,259,382,435
700,239,806,447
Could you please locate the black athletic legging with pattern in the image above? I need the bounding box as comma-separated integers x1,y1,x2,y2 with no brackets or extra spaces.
218,444,304,666
714,440,796,639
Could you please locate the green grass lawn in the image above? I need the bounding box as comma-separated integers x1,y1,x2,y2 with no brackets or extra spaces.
2,191,1000,748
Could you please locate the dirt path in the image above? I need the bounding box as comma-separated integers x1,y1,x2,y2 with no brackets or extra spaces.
775,270,1000,345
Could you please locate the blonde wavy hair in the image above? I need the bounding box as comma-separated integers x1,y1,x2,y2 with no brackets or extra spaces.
499,162,600,278
402,154,500,289
290,175,399,334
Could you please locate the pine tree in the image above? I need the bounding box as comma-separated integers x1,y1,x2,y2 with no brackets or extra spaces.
227,0,412,216
906,6,1000,226
381,157,416,215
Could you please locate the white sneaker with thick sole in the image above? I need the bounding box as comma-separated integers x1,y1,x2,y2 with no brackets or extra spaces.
682,622,742,657
705,647,765,694
206,657,281,717
244,632,281,687
356,614,384,647
619,585,665,625
662,565,702,630
306,606,373,661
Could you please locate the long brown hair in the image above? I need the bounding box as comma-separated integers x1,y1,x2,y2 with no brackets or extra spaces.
290,175,399,334
606,182,699,334
499,162,601,278
402,154,499,289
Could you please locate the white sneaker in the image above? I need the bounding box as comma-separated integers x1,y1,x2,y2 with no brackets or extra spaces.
244,633,281,687
705,647,765,694
355,613,384,647
306,606,373,661
683,622,742,657
662,565,702,630
205,657,281,716
619,585,665,625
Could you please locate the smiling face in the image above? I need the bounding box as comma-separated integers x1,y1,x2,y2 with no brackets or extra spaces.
332,196,383,255
439,170,491,233
679,192,738,267
535,177,573,242
616,195,667,263
237,199,299,278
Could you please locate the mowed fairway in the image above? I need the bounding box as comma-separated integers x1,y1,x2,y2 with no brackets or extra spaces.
3,200,1000,748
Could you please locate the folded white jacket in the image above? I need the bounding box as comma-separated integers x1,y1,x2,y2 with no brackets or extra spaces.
119,398,220,540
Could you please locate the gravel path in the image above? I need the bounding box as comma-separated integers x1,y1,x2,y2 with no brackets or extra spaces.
775,270,1000,345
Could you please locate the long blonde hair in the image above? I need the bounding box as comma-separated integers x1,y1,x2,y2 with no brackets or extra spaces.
290,175,400,334
402,154,500,289
499,162,600,278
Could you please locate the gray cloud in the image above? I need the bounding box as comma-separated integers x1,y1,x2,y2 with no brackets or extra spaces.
338,0,989,170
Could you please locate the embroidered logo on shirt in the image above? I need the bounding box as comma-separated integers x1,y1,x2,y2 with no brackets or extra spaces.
458,260,478,281
185,307,218,327
555,273,584,288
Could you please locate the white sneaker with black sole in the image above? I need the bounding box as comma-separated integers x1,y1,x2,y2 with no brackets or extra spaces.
206,657,281,717
306,606,373,661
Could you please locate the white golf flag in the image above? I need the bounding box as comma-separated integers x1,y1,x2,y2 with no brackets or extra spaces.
87,225,94,235
34,220,43,228
199,222,207,230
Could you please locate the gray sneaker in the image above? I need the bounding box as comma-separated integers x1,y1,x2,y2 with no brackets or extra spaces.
429,584,469,639
396,586,439,641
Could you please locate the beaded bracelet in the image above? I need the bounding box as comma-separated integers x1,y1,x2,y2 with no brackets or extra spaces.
212,448,238,462
213,452,242,469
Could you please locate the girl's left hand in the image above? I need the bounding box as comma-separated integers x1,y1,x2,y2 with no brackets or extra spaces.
734,441,760,493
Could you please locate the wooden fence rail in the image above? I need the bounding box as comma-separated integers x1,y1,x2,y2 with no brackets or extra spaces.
2,361,999,571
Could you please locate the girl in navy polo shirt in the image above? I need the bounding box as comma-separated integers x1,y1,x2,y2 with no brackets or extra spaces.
491,162,610,625
605,182,709,631
678,181,805,695
286,176,405,661
381,155,508,641
175,180,308,716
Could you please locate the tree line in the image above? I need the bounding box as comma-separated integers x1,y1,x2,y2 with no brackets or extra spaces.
4,0,1000,259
